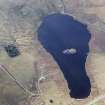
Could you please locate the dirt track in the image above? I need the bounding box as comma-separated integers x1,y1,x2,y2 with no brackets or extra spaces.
0,0,105,105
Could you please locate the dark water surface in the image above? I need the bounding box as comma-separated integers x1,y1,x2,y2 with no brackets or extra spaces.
38,13,91,99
